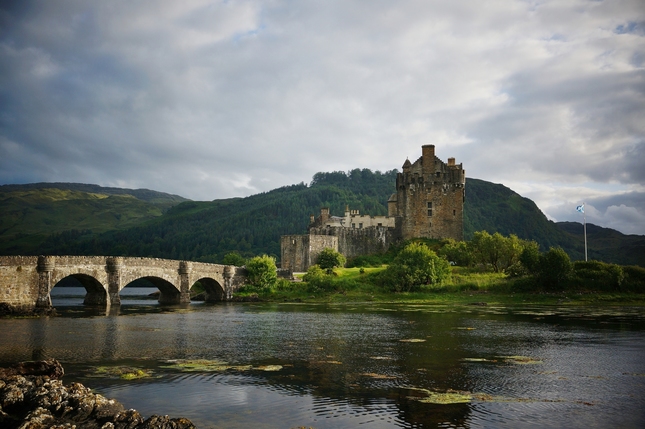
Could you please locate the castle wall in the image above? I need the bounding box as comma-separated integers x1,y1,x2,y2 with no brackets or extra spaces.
310,226,397,259
281,234,338,272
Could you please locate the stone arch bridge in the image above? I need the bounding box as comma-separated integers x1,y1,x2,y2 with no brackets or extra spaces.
0,256,248,311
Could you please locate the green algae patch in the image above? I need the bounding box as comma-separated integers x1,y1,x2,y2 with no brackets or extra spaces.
162,359,252,372
461,358,495,363
361,372,398,379
499,355,543,365
88,366,153,380
407,388,472,404
256,365,283,372
407,387,568,405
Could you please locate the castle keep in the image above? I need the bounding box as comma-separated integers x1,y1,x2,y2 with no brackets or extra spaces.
281,145,465,272
391,144,465,241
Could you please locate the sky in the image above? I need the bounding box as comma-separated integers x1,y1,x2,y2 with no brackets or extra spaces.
1,0,644,235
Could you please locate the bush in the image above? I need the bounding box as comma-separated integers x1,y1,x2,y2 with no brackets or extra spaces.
519,241,540,275
245,255,278,290
622,265,645,292
316,248,346,270
438,238,473,267
383,242,451,292
302,265,352,294
571,260,625,292
302,265,326,283
537,247,572,290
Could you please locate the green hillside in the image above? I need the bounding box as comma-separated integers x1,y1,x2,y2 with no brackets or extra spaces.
0,173,642,267
0,184,188,254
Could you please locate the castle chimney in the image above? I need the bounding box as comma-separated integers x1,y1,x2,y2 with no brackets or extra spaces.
448,157,455,166
422,145,435,160
422,144,435,175
320,207,330,225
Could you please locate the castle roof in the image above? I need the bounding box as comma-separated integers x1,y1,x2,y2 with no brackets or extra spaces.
402,158,412,168
388,193,397,202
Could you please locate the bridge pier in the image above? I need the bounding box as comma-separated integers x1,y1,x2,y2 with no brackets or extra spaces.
106,257,123,306
36,256,54,308
178,261,192,304
224,266,235,300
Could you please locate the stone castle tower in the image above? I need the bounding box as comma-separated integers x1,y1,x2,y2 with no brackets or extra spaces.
388,145,465,241
280,144,465,272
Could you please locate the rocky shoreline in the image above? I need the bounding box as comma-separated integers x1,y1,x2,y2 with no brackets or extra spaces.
0,359,195,429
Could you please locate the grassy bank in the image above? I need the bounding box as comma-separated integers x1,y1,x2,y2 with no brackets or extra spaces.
234,266,645,306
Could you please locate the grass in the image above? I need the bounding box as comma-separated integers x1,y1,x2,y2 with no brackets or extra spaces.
237,266,645,306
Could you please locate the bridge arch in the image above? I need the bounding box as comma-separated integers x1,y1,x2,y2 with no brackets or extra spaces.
51,274,108,306
195,277,226,302
122,276,181,305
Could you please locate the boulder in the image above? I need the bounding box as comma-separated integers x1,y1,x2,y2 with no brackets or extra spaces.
0,360,196,429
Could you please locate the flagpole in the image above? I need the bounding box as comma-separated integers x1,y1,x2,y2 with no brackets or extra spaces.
583,204,587,262
577,203,588,262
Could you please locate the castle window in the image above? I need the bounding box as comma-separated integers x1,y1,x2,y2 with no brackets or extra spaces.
428,209,432,217
453,210,456,216
352,223,356,228
377,223,382,227
427,201,433,217
359,223,363,229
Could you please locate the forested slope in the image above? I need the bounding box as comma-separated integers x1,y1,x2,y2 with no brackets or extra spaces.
1,171,642,266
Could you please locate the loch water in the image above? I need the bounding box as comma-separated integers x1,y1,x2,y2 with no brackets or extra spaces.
1,287,645,428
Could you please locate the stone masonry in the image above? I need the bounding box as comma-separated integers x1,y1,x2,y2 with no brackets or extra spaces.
0,255,247,312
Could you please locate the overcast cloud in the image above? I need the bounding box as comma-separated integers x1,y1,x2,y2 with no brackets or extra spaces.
1,0,644,235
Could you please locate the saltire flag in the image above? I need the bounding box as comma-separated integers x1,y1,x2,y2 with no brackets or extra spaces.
576,204,585,214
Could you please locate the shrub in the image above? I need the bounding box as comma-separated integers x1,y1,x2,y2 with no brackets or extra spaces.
622,265,645,292
519,241,540,275
572,260,625,292
302,265,326,283
383,242,451,292
537,247,572,290
438,238,473,267
245,255,278,290
317,248,346,270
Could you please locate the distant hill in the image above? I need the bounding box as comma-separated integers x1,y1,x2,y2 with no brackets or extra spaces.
556,221,645,266
0,183,188,254
0,183,187,207
0,174,642,267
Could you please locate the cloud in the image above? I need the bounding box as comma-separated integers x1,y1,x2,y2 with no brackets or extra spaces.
0,0,643,234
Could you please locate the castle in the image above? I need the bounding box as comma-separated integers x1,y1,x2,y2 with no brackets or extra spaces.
280,145,465,272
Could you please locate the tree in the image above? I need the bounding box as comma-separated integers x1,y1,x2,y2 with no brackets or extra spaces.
470,231,526,273
519,241,540,274
384,242,451,292
222,251,246,266
537,247,572,289
438,238,473,266
245,255,278,290
316,248,346,270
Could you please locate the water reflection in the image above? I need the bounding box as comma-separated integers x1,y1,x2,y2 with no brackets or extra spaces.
1,302,644,428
